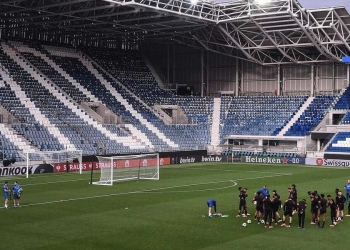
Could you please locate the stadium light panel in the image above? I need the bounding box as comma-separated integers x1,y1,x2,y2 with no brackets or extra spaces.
254,0,272,5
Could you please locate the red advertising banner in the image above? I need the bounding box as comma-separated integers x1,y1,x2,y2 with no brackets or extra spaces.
53,157,170,172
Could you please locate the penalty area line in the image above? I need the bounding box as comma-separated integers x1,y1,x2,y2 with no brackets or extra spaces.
0,173,292,209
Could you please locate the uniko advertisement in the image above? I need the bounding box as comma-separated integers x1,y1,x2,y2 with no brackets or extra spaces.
0,158,170,176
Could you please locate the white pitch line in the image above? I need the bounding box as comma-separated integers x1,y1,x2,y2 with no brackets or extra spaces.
0,173,292,209
140,183,238,193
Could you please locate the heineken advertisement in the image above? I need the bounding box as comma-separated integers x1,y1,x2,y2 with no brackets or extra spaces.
243,156,305,165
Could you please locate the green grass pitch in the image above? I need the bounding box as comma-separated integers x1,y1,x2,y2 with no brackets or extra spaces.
1,162,350,250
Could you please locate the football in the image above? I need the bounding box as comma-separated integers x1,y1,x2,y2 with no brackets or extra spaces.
260,220,265,224
253,201,257,205
242,223,247,227
247,220,252,224
337,217,341,221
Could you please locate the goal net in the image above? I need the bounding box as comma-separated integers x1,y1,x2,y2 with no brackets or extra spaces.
25,150,83,178
92,153,159,186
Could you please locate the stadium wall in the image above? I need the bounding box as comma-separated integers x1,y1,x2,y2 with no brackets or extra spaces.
142,42,347,96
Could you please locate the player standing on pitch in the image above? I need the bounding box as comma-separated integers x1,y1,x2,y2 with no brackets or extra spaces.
327,195,337,227
263,194,273,228
281,196,296,228
272,191,282,225
336,191,346,221
253,191,264,223
3,181,10,209
237,187,248,217
310,192,319,225
297,199,306,229
258,185,269,199
317,194,327,228
344,180,350,203
12,181,22,208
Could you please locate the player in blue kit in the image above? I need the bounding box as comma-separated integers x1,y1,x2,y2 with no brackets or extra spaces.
207,199,217,217
3,181,10,209
344,180,350,203
12,181,23,208
258,185,269,199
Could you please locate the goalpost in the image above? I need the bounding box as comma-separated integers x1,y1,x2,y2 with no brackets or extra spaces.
25,149,83,178
92,153,159,186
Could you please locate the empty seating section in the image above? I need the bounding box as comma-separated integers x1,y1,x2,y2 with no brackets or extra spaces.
285,96,334,136
326,132,350,152
221,149,297,158
20,52,90,103
176,96,213,124
81,46,212,149
0,44,105,155
82,47,174,106
333,85,350,110
12,123,63,151
3,39,349,156
220,96,305,141
333,85,350,124
48,54,169,151
0,126,23,160
0,84,36,124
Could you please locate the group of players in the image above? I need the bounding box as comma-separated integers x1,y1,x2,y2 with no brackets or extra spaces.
236,181,350,229
3,181,23,209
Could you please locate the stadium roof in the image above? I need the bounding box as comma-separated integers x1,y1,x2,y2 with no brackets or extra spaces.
0,0,350,65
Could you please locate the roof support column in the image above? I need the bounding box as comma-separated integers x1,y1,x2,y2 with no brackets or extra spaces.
172,44,176,89
277,64,281,96
201,50,204,97
167,43,170,89
235,57,239,97
332,63,336,94
347,64,350,88
206,50,210,96
311,64,315,97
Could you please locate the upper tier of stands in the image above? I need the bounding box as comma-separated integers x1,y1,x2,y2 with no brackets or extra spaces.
1,38,350,159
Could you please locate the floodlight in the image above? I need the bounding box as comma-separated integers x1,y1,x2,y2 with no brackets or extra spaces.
190,0,199,5
255,0,272,5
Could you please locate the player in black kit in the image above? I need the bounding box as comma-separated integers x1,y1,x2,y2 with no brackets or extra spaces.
310,192,319,225
290,184,297,204
263,194,274,228
336,191,346,221
237,187,248,217
317,194,327,228
281,196,296,227
253,191,264,223
297,199,307,229
272,192,282,225
327,195,337,227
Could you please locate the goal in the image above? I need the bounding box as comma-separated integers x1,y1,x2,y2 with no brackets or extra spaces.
92,153,159,186
25,149,83,178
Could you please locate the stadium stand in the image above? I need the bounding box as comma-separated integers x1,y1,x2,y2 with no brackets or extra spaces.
220,95,306,141
326,132,350,152
0,37,348,159
284,96,335,136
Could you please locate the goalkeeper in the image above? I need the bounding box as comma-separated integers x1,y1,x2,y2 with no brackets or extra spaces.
12,181,23,208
